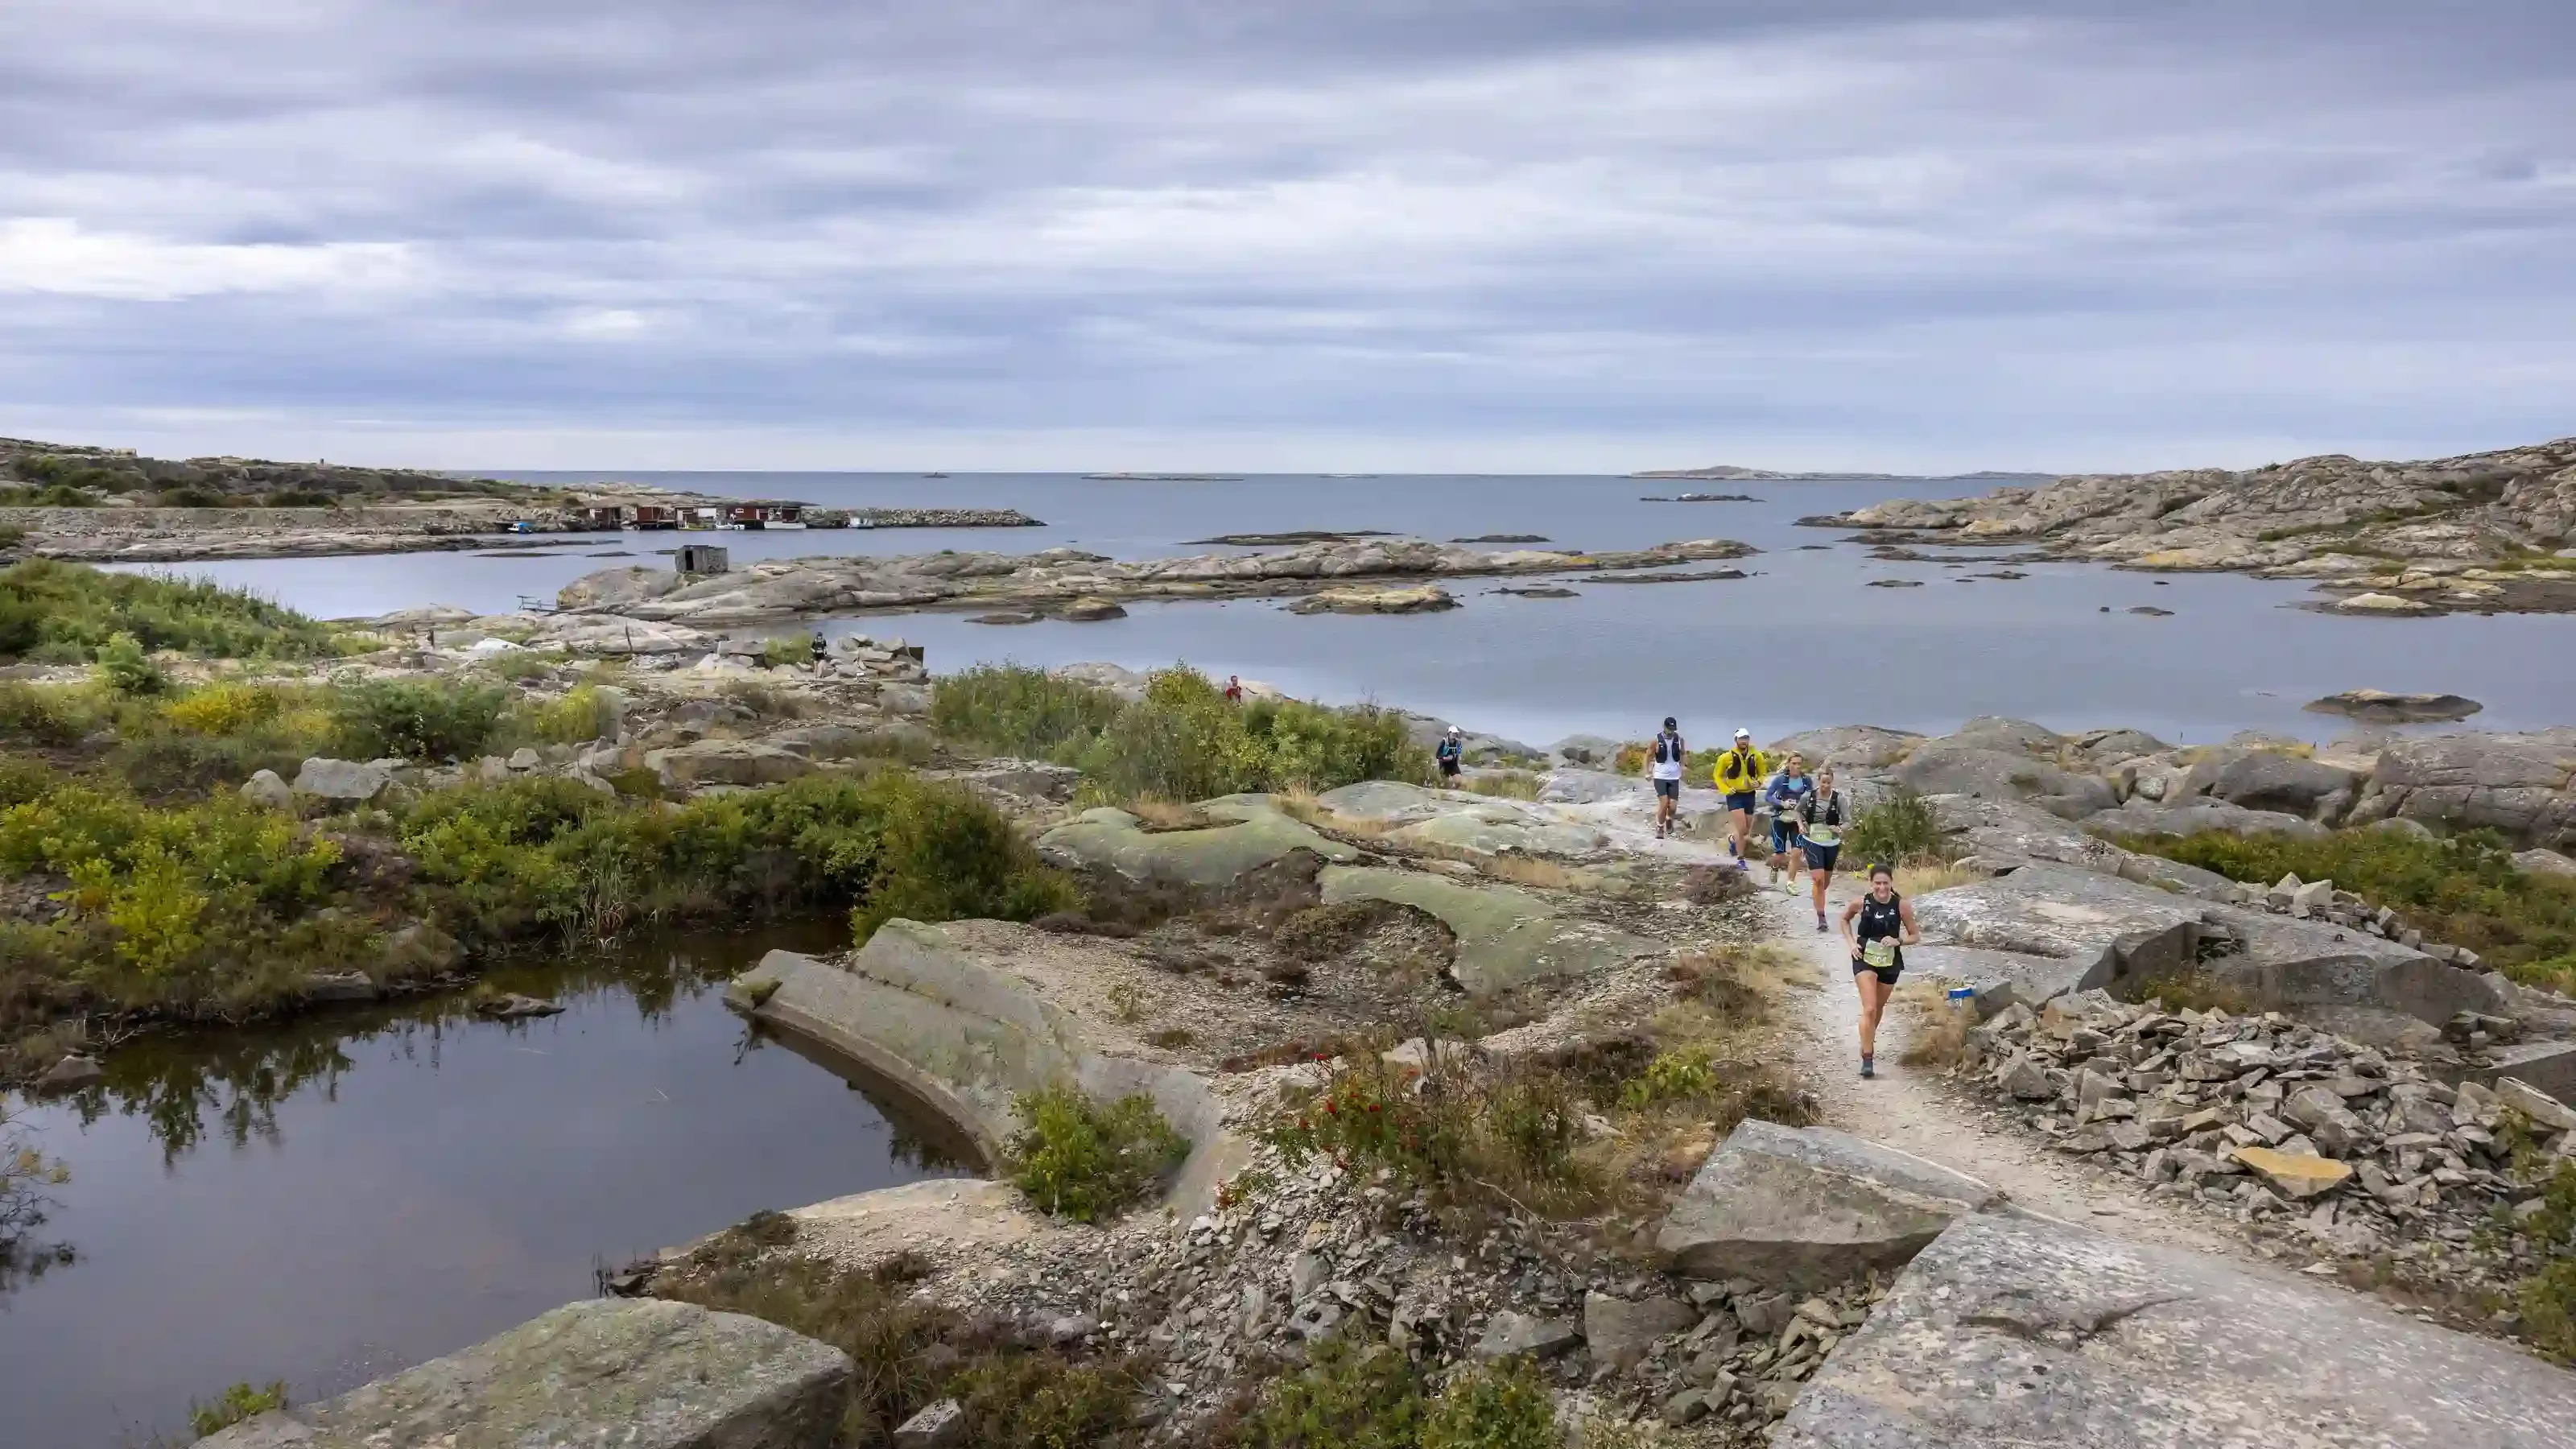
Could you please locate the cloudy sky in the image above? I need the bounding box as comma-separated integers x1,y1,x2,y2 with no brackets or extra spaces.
1,1,2569,473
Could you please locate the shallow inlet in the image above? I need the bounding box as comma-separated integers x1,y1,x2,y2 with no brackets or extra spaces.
0,919,974,1449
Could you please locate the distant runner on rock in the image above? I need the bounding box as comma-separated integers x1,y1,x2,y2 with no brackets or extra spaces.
1647,716,1686,838
1224,675,1244,703
809,630,828,672
1435,725,1464,782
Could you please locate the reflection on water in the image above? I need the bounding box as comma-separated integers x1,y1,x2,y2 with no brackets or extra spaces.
0,919,973,1449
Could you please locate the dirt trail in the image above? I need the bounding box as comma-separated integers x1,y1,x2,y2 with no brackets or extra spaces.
1755,873,2257,1261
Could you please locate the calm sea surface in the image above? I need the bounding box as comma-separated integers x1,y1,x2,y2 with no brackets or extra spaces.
130,472,2576,745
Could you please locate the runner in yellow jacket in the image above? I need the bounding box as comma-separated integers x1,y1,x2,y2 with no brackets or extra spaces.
1711,730,1769,869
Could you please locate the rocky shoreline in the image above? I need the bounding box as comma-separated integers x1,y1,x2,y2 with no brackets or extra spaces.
1809,435,2576,614
549,535,1757,625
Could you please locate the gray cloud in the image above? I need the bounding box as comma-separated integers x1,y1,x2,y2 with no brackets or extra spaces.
0,1,2570,470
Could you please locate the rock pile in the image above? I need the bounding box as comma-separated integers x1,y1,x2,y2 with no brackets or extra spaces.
792,1112,1881,1445
1966,989,2573,1286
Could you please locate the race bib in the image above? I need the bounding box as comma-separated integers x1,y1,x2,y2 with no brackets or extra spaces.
1805,826,1840,846
1862,939,1897,970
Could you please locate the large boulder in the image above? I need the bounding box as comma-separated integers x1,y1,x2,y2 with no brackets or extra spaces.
194,1298,850,1449
554,565,687,613
1037,796,1360,890
2083,797,2325,840
2347,729,2576,848
1769,724,1924,770
1930,795,2127,875
293,757,394,801
1907,863,2208,998
1891,743,2116,821
645,739,819,790
2198,902,2498,1027
1319,865,1658,996
2186,748,2361,821
1938,716,2063,756
1657,1121,2000,1290
1774,1212,2576,1449
530,612,714,656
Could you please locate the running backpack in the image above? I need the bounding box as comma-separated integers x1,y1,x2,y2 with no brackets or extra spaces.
1653,734,1681,764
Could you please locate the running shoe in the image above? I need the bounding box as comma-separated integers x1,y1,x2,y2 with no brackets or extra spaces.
1815,911,1827,932
1726,838,1737,858
1860,1055,1875,1080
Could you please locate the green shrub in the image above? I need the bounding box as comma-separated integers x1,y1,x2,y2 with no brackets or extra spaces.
1842,785,1944,869
0,559,332,663
2517,1162,2576,1358
847,771,1080,943
1003,1088,1189,1222
2124,826,2576,991
188,1380,289,1438
93,631,167,696
331,678,509,760
1422,1360,1557,1449
758,637,810,670
1618,1047,1721,1108
1228,1335,1425,1449
1257,1049,1595,1215
931,664,1125,758
1462,771,1542,800
0,682,105,745
522,684,607,743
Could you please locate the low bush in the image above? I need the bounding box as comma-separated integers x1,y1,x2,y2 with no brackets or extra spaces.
1841,785,1944,869
331,678,510,760
93,631,168,696
520,683,608,744
1003,1087,1189,1222
1462,770,1542,800
1218,1337,1554,1449
931,664,1125,759
1259,1046,1603,1218
2124,826,2576,991
0,681,107,745
2518,1162,2576,1360
188,1381,290,1439
760,637,811,671
848,773,1081,943
933,664,1430,803
655,1245,1149,1449
162,680,283,736
0,558,334,663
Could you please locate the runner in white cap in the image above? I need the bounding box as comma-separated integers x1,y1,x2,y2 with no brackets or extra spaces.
1711,728,1770,871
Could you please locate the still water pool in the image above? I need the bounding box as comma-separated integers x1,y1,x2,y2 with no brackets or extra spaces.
0,920,970,1448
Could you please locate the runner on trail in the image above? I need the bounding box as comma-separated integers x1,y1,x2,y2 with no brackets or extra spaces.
1762,751,1815,891
1802,768,1847,932
1839,863,1921,1079
1647,716,1686,838
1224,675,1245,703
1711,729,1769,869
1435,726,1464,782
809,630,829,672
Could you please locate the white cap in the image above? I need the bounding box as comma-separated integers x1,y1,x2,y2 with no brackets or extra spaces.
1734,727,1752,739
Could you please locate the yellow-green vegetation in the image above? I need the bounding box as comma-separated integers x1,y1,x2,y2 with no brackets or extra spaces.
759,637,812,670
0,716,1076,1080
0,559,338,664
188,1381,290,1439
329,678,512,759
2121,826,2576,992
1216,1337,1555,1449
522,683,609,744
1003,1088,1190,1222
655,1216,1150,1448
931,664,1430,803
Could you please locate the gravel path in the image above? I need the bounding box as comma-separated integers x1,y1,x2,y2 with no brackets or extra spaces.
1755,873,2256,1261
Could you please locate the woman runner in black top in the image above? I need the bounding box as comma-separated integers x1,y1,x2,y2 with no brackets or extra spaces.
1837,863,1919,1079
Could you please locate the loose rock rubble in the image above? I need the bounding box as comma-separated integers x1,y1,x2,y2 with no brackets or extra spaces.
1963,987,2575,1325
780,1098,1884,1446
